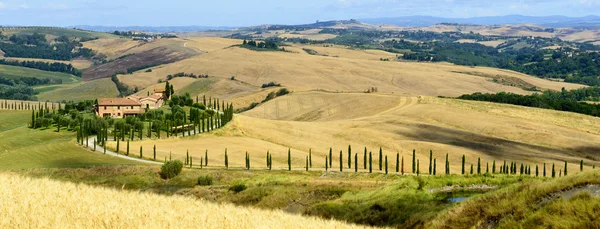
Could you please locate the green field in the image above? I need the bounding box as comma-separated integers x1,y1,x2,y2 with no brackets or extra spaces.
176,78,218,96
0,110,137,170
36,78,119,102
0,64,80,84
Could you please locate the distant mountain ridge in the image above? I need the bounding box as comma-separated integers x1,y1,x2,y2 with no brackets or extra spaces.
359,15,600,28
72,25,235,33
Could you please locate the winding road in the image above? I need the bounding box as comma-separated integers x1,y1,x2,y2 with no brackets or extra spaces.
88,136,163,165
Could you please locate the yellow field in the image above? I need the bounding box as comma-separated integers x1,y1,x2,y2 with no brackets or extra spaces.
111,92,600,175
0,174,367,229
117,38,582,102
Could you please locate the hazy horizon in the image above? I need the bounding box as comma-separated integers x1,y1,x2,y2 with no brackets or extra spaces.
0,0,599,27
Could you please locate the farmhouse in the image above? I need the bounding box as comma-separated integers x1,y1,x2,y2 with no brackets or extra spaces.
96,88,167,118
96,98,144,118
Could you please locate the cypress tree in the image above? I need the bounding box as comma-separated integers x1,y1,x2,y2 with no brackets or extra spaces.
385,156,388,174
205,150,208,166
126,140,130,156
247,152,251,170
412,149,416,173
492,160,496,174
396,153,399,173
477,157,481,175
225,149,228,169
306,156,308,171
268,154,272,170
266,151,270,168
309,148,312,168
31,110,35,128
348,145,351,169
339,150,343,172
329,148,332,168
325,157,328,171
536,165,539,177
461,155,465,175
417,159,420,176
153,145,156,160
543,163,547,177
354,153,358,173
470,164,474,175
429,150,433,175
564,161,568,176
140,146,143,158
288,148,292,171
103,143,106,155
363,147,367,169
486,162,489,174
186,150,189,165
369,151,372,173
433,158,437,175
552,163,556,178
169,152,172,161
379,147,383,171
401,155,404,175
580,160,584,172
116,138,120,153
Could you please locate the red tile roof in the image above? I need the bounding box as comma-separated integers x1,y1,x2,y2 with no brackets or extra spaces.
98,98,142,106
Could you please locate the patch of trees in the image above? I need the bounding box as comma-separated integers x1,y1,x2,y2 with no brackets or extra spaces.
0,76,61,86
126,64,161,74
0,33,94,60
0,60,81,76
111,74,134,97
0,84,37,100
241,39,284,51
112,31,177,38
238,88,290,112
166,72,209,80
261,82,281,88
457,89,600,117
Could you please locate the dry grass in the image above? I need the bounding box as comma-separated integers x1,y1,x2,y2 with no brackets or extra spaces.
36,78,119,102
108,92,600,175
121,38,581,98
0,173,369,229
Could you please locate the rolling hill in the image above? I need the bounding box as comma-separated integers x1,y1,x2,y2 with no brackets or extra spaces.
111,91,600,174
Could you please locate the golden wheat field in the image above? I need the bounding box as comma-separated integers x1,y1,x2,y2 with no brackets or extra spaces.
0,174,369,229
111,92,600,174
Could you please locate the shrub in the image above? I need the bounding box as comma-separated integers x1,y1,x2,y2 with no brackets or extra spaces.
230,184,247,193
159,160,183,179
197,175,213,186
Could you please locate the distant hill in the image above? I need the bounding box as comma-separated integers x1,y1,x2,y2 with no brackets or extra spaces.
359,15,600,28
73,25,235,33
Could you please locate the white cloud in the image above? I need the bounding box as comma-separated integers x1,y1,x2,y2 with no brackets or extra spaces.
19,4,29,9
0,2,6,9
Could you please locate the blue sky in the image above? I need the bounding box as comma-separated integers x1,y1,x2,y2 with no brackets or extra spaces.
0,0,599,26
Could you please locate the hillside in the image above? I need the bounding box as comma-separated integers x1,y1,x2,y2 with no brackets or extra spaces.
117,38,583,100
0,173,367,228
112,92,600,174
0,110,135,170
0,64,80,84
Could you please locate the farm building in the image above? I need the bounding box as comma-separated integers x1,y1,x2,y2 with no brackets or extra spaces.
96,88,166,118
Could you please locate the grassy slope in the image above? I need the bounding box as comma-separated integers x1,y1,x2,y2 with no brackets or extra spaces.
111,92,600,175
0,173,367,229
4,27,114,39
0,110,136,170
36,78,119,102
428,170,600,228
0,64,80,84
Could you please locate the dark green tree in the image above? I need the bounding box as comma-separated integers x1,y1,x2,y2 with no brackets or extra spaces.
433,158,437,175
385,156,388,175
126,140,130,156
348,145,351,169
153,145,156,161
306,156,308,171
470,164,474,175
543,163,547,177
564,161,568,176
536,165,539,177
363,147,367,169
477,157,481,175
396,153,399,173
354,153,358,173
429,150,433,175
552,163,556,178
492,160,496,174
580,160,584,172
309,148,312,168
329,148,332,168
412,149,416,173
379,147,383,171
140,145,143,158
369,151,373,173
339,150,343,172
417,159,420,176
461,155,465,175
205,150,208,166
225,149,228,169
288,148,291,171
325,157,328,171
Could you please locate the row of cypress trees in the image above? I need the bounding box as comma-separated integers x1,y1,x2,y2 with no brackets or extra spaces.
1,100,60,111
121,146,595,178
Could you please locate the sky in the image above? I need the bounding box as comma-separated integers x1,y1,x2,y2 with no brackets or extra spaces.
0,0,599,27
